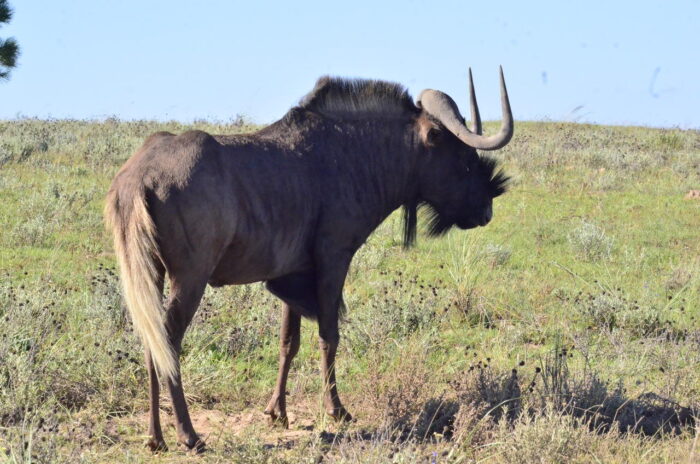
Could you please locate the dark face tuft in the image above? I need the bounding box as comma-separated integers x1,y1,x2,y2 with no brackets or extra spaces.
404,124,510,246
479,155,510,199
425,204,456,236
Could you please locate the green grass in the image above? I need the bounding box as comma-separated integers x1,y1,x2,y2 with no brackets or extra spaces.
0,118,699,463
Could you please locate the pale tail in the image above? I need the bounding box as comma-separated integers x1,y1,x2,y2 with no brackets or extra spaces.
104,189,177,382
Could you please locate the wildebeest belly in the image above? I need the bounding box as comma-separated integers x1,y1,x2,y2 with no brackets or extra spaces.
208,233,313,286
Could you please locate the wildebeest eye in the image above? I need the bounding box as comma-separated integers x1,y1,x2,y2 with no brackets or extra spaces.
426,127,441,145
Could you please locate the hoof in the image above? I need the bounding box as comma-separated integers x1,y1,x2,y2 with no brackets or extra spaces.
178,437,206,454
145,437,168,453
263,408,289,428
327,407,353,423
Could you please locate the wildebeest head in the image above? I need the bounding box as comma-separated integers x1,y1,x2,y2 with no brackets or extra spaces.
404,67,513,245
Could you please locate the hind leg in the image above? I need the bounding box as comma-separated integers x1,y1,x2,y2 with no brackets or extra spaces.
264,304,301,427
163,277,207,451
144,266,167,451
144,350,167,451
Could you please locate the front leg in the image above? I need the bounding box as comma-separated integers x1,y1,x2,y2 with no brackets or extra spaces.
318,318,352,421
315,253,353,422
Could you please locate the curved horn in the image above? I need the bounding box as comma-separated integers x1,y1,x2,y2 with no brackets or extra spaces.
418,66,513,151
468,68,482,135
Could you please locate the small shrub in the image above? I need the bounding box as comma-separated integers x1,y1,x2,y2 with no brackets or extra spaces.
665,266,692,292
494,408,593,464
452,362,522,428
568,221,613,261
87,263,127,330
10,215,53,247
444,234,497,327
654,131,684,152
448,344,696,441
189,283,280,359
0,143,13,166
570,287,673,337
483,243,512,267
343,273,441,355
362,347,455,441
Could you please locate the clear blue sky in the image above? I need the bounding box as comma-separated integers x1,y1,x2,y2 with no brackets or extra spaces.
1,0,698,128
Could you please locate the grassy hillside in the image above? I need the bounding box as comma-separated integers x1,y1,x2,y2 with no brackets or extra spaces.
1,118,699,463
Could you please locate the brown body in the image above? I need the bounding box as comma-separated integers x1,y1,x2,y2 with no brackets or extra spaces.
105,71,514,451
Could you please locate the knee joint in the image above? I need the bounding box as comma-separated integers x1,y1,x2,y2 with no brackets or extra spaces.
319,336,339,351
281,335,300,358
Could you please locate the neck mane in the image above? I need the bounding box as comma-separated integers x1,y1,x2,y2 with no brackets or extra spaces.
292,76,424,248
299,76,418,121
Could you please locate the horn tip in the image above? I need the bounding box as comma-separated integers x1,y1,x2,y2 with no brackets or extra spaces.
498,66,507,86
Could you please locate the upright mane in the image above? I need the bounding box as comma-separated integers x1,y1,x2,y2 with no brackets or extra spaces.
299,76,418,120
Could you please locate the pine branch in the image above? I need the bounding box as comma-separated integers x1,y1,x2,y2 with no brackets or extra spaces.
0,1,17,80
0,0,12,25
0,36,18,79
0,37,17,65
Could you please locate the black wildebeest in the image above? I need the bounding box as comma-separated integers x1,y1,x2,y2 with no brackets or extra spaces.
105,68,513,451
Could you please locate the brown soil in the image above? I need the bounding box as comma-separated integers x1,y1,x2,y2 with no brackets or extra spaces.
684,189,700,199
189,407,318,447
108,401,325,450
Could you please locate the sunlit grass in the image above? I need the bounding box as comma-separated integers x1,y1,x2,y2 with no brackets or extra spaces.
0,118,699,462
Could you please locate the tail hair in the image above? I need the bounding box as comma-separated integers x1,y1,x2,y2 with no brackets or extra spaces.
104,187,177,382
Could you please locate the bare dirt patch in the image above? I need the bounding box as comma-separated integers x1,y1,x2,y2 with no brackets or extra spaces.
684,189,700,199
108,400,323,450
190,407,318,448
